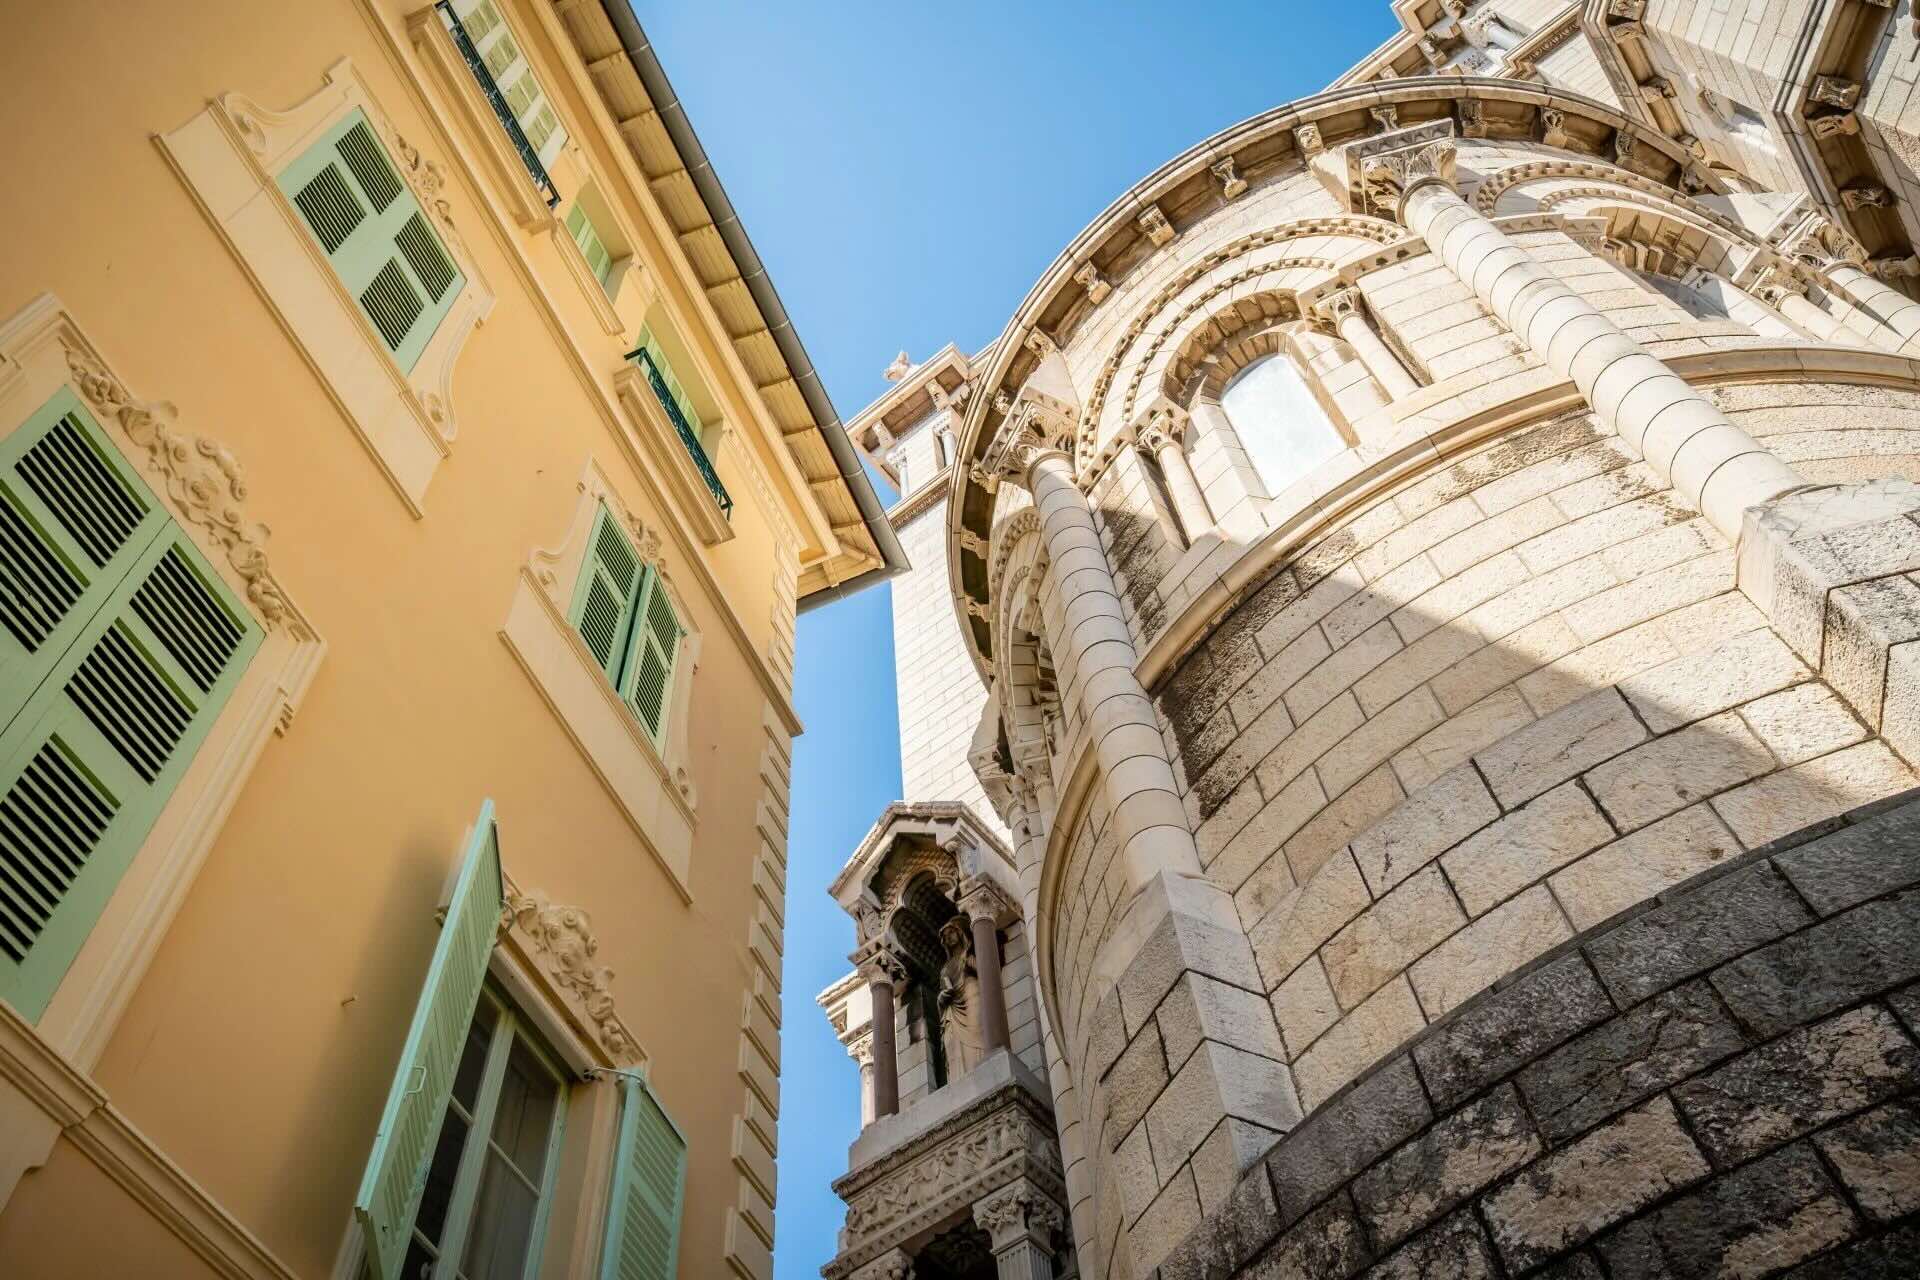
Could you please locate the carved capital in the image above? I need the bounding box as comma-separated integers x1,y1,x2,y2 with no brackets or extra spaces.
973,1180,1063,1254
1369,104,1401,133
1312,286,1365,329
1842,183,1892,211
849,1034,875,1068
1808,110,1860,140
1540,105,1571,149
958,876,1018,928
1211,156,1247,200
1137,204,1175,247
1458,99,1488,138
1358,138,1458,218
853,942,909,988
1811,75,1862,110
1295,122,1325,157
1751,265,1808,306
850,1248,914,1280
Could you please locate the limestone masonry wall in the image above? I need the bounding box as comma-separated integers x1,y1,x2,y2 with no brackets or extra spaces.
1155,790,1920,1280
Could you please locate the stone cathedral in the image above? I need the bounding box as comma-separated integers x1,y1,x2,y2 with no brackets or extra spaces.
817,2,1920,1278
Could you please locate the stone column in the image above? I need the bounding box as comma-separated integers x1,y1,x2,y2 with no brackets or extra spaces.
974,1180,1063,1280
851,1036,876,1126
1792,247,1920,351
1314,285,1421,399
858,951,905,1119
1752,269,1850,343
1138,412,1213,543
1370,139,1803,542
1014,437,1204,891
959,880,1015,1054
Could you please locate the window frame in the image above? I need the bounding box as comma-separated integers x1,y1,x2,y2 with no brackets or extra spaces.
399,983,571,1280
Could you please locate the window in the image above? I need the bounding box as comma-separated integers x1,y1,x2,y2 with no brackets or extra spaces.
0,389,261,1020
570,505,684,749
279,110,465,374
566,202,616,290
438,0,567,202
400,986,568,1280
628,329,733,519
351,800,688,1280
1219,354,1344,493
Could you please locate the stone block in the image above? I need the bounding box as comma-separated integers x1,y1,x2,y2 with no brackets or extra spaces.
1618,627,1809,735
1147,1041,1299,1176
1104,1020,1170,1148
1411,950,1614,1110
1250,852,1371,990
1583,713,1774,833
1350,1085,1542,1249
1293,978,1427,1111
1777,1226,1920,1279
1891,983,1920,1038
1131,1166,1203,1269
1284,619,1404,723
1433,614,1578,714
1711,888,1920,1039
1597,1144,1854,1280
1551,803,1743,931
1113,1120,1161,1224
1390,689,1535,791
1518,618,1679,717
1712,741,1915,849
1408,885,1573,1017
1314,688,1444,797
1263,1054,1431,1227
1272,957,1340,1059
1584,862,1813,1007
1211,769,1323,897
1362,1211,1499,1280
1441,782,1614,917
1517,979,1747,1144
1321,867,1467,1011
1247,1193,1372,1280
1233,849,1299,933
1561,550,1732,645
1157,1160,1283,1280
1775,800,1920,916
1253,692,1365,800
1823,574,1920,722
1283,765,1403,886
1736,682,1866,766
1483,1096,1709,1273
1350,764,1498,897
1812,1095,1920,1223
1475,688,1648,808
1674,1004,1920,1166
1156,970,1287,1071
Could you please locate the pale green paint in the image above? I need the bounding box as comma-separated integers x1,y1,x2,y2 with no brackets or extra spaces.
598,1073,687,1280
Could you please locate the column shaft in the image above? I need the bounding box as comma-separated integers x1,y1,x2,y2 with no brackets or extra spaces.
1827,263,1920,350
1025,450,1203,890
1401,182,1802,541
992,1242,1053,1280
870,979,899,1118
1149,437,1213,542
971,912,1010,1053
1775,290,1848,342
1336,309,1421,399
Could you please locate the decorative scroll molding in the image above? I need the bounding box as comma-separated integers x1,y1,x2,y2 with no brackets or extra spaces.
64,349,298,634
505,891,640,1064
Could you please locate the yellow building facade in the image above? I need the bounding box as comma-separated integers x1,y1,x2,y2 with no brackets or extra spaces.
0,2,901,1278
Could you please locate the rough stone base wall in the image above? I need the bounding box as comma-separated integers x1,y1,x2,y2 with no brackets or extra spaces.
1155,792,1920,1280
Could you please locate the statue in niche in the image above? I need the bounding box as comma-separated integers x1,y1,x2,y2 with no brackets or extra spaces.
937,918,988,1079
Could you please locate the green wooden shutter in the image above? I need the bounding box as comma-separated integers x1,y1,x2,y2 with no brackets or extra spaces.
0,389,261,1019
354,799,505,1280
448,0,568,165
566,203,615,287
620,568,681,749
568,505,643,684
279,109,465,374
598,1074,687,1280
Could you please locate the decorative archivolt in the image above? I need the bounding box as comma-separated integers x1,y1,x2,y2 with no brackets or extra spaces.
1118,272,1331,431
1471,157,1741,235
1075,215,1401,470
1187,323,1294,402
987,507,1043,605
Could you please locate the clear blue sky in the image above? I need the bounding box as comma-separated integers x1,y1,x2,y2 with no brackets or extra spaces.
635,5,1398,1275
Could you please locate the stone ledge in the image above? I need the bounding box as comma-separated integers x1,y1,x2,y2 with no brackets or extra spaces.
1153,786,1920,1280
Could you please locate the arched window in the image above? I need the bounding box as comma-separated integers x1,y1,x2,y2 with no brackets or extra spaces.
1219,354,1345,494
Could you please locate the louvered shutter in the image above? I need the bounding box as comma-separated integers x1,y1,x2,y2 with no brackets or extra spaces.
354,799,505,1280
0,390,261,1019
598,1074,687,1280
279,109,465,374
566,203,615,287
569,506,643,684
621,567,681,749
447,0,568,165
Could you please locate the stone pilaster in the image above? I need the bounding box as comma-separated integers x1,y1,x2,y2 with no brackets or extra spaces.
1313,286,1420,399
974,1178,1065,1280
1138,410,1213,545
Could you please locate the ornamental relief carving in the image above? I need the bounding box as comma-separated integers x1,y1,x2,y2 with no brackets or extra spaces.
836,1105,1062,1252
504,889,641,1064
64,346,301,635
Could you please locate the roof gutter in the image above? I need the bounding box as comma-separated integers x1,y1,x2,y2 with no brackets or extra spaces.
595,1,908,609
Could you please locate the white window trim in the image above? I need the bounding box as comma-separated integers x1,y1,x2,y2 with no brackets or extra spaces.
501,460,702,899
158,58,495,517
0,295,324,1225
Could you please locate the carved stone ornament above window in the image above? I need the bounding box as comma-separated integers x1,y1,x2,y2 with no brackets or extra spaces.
158,58,495,516
502,888,642,1066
